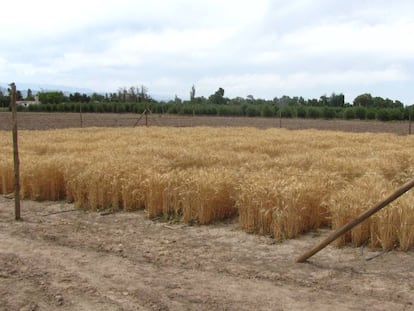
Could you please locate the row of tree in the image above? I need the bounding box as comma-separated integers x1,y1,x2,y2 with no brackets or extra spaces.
0,86,411,121
16,99,413,122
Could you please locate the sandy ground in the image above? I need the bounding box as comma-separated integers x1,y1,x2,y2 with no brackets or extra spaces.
1,197,413,311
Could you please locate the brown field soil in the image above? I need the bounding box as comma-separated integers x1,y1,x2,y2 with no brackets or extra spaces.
0,112,412,134
1,198,414,311
1,113,413,310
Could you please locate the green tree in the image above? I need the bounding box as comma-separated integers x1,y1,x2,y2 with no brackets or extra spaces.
190,85,196,116
376,109,391,121
354,93,373,107
355,107,367,120
297,106,307,118
209,87,226,105
129,86,137,102
319,95,329,106
16,90,23,100
109,93,119,102
69,92,90,102
280,106,295,118
261,104,275,117
245,105,260,117
329,93,345,107
366,108,376,120
174,95,182,104
307,107,322,118
389,109,404,120
306,98,319,106
26,88,34,100
373,96,386,108
190,85,196,102
322,107,336,119
38,91,66,104
394,100,404,109
91,93,105,102
138,85,150,102
344,108,355,119
0,90,8,108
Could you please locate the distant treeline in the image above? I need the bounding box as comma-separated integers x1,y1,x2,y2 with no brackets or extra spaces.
1,86,413,121
15,101,412,121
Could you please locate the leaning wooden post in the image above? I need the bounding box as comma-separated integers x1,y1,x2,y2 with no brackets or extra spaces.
10,83,21,220
296,177,414,263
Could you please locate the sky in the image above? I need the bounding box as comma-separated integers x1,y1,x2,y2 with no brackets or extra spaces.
1,0,414,104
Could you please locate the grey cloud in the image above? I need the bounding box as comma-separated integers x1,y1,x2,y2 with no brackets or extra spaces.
1,0,413,104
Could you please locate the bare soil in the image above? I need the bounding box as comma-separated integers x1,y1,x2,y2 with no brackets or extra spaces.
0,112,412,134
1,198,413,311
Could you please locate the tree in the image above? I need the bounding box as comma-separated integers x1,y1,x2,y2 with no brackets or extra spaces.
189,85,196,116
355,107,367,120
38,91,66,104
353,93,374,107
209,87,226,105
394,100,404,109
174,95,182,104
138,85,149,102
319,95,329,106
344,108,355,119
277,95,294,106
26,88,34,100
69,92,90,103
230,97,246,105
307,98,319,106
0,88,10,108
109,93,119,102
16,90,23,101
193,96,207,105
322,107,336,119
373,96,386,108
91,93,104,102
129,86,137,102
117,87,128,102
329,93,345,107
122,87,128,102
246,95,255,102
190,85,196,102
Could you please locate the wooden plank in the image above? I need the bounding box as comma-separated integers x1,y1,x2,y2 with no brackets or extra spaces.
296,177,414,263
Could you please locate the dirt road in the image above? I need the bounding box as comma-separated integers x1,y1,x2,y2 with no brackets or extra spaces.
1,198,413,310
0,112,411,134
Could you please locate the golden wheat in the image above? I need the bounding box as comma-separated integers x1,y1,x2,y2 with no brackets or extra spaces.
0,127,413,249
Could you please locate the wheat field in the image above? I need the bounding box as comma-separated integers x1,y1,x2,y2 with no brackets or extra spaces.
0,127,413,250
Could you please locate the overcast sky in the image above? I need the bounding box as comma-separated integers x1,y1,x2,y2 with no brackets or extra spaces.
1,0,414,104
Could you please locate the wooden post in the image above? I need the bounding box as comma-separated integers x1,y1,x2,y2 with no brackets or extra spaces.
10,83,21,220
409,109,412,135
296,177,414,263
